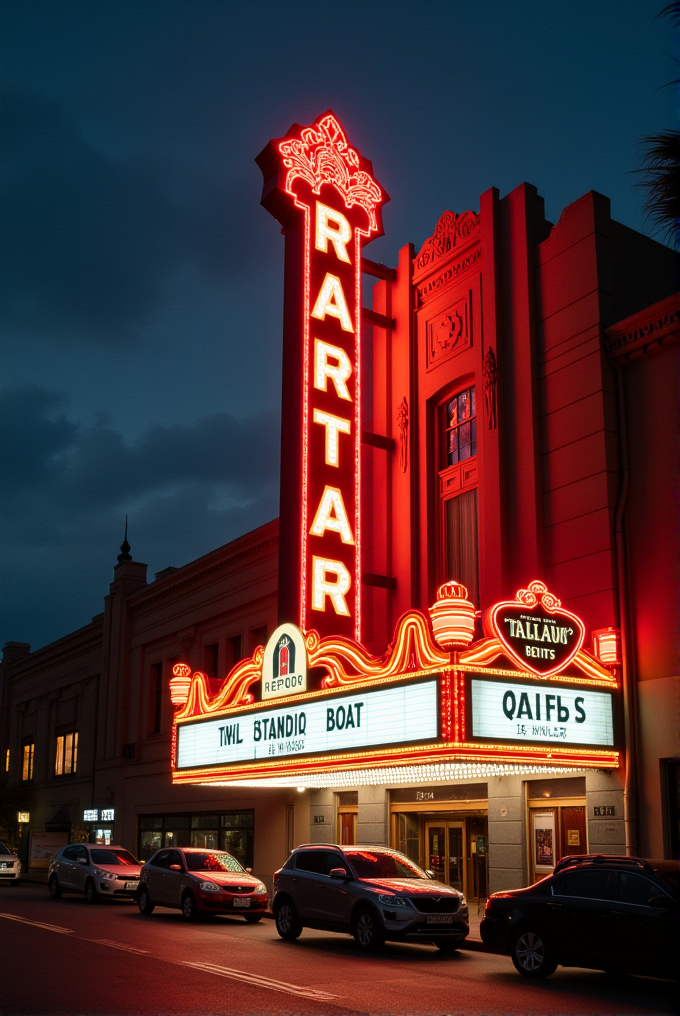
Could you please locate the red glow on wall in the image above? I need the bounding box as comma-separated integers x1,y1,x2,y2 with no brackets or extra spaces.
258,112,387,642
592,627,621,666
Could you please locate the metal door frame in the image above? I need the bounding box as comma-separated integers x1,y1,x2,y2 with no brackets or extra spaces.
424,819,466,896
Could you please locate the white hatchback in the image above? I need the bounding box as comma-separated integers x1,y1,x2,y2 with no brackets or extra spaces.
49,843,142,903
0,840,21,885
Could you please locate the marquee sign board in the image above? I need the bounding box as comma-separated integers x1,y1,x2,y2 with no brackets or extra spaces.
257,113,387,641
470,677,615,747
176,678,439,772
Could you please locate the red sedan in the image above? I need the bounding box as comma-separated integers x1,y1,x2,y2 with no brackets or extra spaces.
137,847,269,922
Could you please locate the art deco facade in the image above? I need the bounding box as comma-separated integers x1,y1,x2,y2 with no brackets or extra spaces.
2,175,678,897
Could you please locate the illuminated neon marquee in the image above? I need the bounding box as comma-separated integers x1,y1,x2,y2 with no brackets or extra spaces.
257,113,387,640
170,581,621,784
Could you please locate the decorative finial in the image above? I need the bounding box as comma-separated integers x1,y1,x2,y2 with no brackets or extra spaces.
117,515,132,562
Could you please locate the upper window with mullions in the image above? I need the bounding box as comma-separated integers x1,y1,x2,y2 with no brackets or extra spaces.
442,386,476,468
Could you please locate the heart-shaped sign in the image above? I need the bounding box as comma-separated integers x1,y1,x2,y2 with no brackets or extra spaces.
486,581,585,678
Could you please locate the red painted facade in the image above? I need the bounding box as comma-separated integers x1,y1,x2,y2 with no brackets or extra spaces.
1,120,678,888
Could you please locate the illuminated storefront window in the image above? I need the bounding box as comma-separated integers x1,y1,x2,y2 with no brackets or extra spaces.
138,810,254,867
54,731,78,776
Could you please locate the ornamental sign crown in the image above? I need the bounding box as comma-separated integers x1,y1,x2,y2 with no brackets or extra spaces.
278,113,383,231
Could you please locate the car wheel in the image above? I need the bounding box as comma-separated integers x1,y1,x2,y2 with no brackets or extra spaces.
84,879,100,905
511,928,557,979
353,907,385,953
274,899,302,940
48,876,62,900
244,913,263,923
435,938,460,953
181,891,198,922
137,886,155,915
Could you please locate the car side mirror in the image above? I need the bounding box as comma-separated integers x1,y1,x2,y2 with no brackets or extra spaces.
169,864,182,871
246,867,252,874
77,857,88,865
425,869,435,879
648,895,671,909
329,867,351,880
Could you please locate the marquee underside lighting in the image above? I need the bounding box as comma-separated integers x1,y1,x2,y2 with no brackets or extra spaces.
205,762,585,789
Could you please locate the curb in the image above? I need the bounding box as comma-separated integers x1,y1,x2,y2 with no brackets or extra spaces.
15,880,488,951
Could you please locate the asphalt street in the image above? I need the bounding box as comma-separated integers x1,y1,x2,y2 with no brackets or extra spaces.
0,885,675,1016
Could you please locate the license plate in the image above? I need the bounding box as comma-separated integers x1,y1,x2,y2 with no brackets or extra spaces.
426,914,453,924
233,897,251,908
125,882,139,890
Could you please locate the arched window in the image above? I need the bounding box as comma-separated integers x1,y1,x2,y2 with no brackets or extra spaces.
438,385,479,604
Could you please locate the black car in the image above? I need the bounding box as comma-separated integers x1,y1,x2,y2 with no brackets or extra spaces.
273,844,468,953
480,854,679,980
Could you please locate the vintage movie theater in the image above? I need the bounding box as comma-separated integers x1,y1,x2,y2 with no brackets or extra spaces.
2,111,678,899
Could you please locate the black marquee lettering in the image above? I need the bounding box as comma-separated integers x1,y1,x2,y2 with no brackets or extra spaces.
502,691,516,720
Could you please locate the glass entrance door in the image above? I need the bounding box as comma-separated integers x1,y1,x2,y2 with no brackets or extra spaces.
425,821,465,893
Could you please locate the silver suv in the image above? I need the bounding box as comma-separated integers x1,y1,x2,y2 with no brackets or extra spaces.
272,844,468,953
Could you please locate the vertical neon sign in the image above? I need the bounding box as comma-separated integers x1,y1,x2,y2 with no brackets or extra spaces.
257,112,386,640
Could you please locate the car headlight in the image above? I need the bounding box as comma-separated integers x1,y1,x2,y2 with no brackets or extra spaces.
378,894,408,907
199,881,222,891
96,869,116,880
459,893,467,906
255,883,268,895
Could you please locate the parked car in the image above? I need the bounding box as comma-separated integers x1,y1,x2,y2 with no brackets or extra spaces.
48,844,142,903
481,853,680,980
137,847,269,922
272,843,468,953
0,841,21,886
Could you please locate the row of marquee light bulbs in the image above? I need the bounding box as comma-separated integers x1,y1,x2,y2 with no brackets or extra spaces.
168,581,621,707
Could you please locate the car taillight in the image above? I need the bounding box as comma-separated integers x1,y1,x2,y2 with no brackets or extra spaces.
273,872,279,886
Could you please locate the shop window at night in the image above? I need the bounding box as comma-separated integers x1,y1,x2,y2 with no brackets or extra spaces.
21,741,34,781
138,810,254,868
54,731,78,777
439,386,479,603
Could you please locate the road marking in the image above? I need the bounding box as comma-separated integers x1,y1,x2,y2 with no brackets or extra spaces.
92,939,150,955
183,961,339,1001
0,912,74,935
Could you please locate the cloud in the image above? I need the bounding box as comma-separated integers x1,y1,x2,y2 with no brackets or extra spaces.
0,384,280,648
0,86,275,345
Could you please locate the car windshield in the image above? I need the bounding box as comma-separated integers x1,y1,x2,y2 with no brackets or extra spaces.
0,841,12,855
185,852,244,873
90,848,139,865
345,849,427,879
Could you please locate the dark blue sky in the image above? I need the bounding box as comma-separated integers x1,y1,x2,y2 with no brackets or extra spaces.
1,0,675,650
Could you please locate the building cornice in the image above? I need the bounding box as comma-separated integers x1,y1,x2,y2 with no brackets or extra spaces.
127,522,279,613
605,293,680,364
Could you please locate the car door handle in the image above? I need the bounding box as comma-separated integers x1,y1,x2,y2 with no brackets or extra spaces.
611,910,629,918
547,902,562,910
